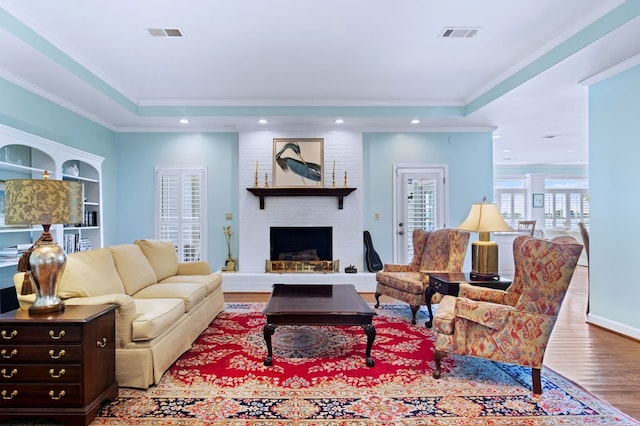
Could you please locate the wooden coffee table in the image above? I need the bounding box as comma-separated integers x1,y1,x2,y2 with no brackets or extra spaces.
263,283,377,367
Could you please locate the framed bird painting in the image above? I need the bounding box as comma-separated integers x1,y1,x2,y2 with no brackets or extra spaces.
273,138,324,187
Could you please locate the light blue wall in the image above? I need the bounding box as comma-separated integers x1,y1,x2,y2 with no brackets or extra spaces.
363,132,494,266
0,78,119,245
115,132,239,268
589,64,640,330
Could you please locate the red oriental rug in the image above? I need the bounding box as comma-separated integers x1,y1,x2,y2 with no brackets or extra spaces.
90,303,639,425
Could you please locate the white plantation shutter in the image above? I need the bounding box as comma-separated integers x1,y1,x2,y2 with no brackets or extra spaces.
405,178,438,261
155,167,207,262
495,189,526,227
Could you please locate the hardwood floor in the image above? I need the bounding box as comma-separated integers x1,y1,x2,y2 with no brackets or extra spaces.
225,266,640,421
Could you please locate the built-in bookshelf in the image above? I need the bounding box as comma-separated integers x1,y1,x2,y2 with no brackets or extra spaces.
0,125,104,266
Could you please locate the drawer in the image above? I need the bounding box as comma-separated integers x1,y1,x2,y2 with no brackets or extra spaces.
0,364,82,382
0,325,81,344
0,345,82,363
0,384,82,407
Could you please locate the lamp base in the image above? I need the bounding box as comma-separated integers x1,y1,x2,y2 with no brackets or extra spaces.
470,271,500,281
470,240,501,281
27,230,67,315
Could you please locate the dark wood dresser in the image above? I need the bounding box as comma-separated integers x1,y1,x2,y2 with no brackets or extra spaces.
0,304,118,426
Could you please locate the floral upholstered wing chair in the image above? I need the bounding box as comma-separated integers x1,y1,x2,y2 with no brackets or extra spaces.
375,228,470,324
431,236,583,394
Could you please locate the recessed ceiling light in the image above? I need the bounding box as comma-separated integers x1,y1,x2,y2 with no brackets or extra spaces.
258,119,268,124
493,134,502,139
179,119,189,124
334,119,344,124
502,149,511,153
410,119,420,124
565,149,576,152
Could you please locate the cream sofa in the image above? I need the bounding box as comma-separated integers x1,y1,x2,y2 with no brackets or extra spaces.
15,239,224,389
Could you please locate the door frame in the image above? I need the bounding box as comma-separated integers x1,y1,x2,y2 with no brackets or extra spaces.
392,164,449,263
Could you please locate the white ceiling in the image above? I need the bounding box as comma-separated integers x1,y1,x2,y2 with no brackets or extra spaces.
1,0,640,166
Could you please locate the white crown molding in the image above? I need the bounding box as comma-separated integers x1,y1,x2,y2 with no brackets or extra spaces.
579,53,640,86
0,67,116,131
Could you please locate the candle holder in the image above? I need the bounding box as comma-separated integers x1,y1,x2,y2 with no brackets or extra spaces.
264,173,269,188
344,171,348,188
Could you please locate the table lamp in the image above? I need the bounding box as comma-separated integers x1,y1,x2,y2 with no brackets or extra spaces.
5,173,83,314
457,198,514,280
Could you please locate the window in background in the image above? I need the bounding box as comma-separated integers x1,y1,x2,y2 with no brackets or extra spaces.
544,179,589,230
494,179,526,227
155,166,207,262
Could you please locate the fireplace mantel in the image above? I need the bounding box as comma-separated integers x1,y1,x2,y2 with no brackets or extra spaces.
247,187,356,209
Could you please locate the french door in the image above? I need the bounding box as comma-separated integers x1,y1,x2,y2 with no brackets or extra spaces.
393,165,447,264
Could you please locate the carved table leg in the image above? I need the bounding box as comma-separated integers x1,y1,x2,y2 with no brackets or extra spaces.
424,287,437,328
362,324,376,367
263,323,278,366
374,292,382,308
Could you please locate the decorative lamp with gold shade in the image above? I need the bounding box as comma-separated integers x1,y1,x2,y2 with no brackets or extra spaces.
457,198,514,280
5,174,83,314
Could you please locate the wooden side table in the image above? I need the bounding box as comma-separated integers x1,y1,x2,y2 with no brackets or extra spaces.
424,272,512,328
0,304,118,426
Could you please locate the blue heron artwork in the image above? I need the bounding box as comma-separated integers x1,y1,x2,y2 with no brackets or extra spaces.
273,138,323,186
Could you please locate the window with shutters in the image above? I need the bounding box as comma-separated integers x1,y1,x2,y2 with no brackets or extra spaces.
543,179,589,230
155,167,207,262
494,180,526,227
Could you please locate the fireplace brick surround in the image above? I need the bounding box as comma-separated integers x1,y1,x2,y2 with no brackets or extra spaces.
223,129,376,292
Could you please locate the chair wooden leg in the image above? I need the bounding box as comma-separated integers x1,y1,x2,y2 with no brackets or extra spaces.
374,292,382,308
433,350,446,379
409,305,419,325
532,368,542,394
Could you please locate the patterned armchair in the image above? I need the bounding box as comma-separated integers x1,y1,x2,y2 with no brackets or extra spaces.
432,236,583,394
375,228,470,324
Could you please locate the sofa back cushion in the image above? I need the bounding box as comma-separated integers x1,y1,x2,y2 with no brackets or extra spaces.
135,239,179,281
109,244,158,295
59,248,126,299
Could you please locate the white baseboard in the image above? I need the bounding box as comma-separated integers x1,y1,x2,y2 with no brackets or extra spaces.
221,272,378,293
587,313,640,340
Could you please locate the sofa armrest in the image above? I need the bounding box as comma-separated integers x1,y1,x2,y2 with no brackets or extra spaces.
455,297,514,330
177,261,211,275
458,283,520,306
64,294,136,348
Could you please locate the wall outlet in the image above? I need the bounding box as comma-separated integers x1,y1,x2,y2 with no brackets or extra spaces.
374,213,380,220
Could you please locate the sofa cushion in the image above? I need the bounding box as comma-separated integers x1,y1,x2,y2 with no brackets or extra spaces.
109,244,158,295
59,248,125,299
132,283,207,312
131,298,185,342
159,273,222,296
135,239,179,282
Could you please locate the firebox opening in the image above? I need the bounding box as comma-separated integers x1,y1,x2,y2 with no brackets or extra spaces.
270,226,332,261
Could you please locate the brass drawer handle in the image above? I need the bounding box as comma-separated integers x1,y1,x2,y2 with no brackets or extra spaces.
1,368,17,379
49,330,65,340
1,330,17,340
48,390,65,400
96,338,107,348
49,368,66,379
1,349,17,359
48,349,66,359
1,390,17,400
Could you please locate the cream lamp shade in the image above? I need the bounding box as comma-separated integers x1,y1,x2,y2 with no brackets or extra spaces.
458,200,514,280
4,179,83,226
4,178,83,314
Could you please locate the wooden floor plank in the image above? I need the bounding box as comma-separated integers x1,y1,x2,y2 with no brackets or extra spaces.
224,266,640,421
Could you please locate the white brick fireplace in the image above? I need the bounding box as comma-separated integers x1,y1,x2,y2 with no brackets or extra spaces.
222,129,376,292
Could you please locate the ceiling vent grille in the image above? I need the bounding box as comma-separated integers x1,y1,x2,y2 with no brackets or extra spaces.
148,28,183,37
440,27,480,38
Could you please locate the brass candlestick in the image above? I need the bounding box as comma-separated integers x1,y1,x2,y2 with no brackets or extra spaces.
344,171,348,187
264,173,269,188
255,160,259,188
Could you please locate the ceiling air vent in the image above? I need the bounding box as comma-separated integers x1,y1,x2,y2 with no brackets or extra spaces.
148,28,183,37
440,27,480,38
